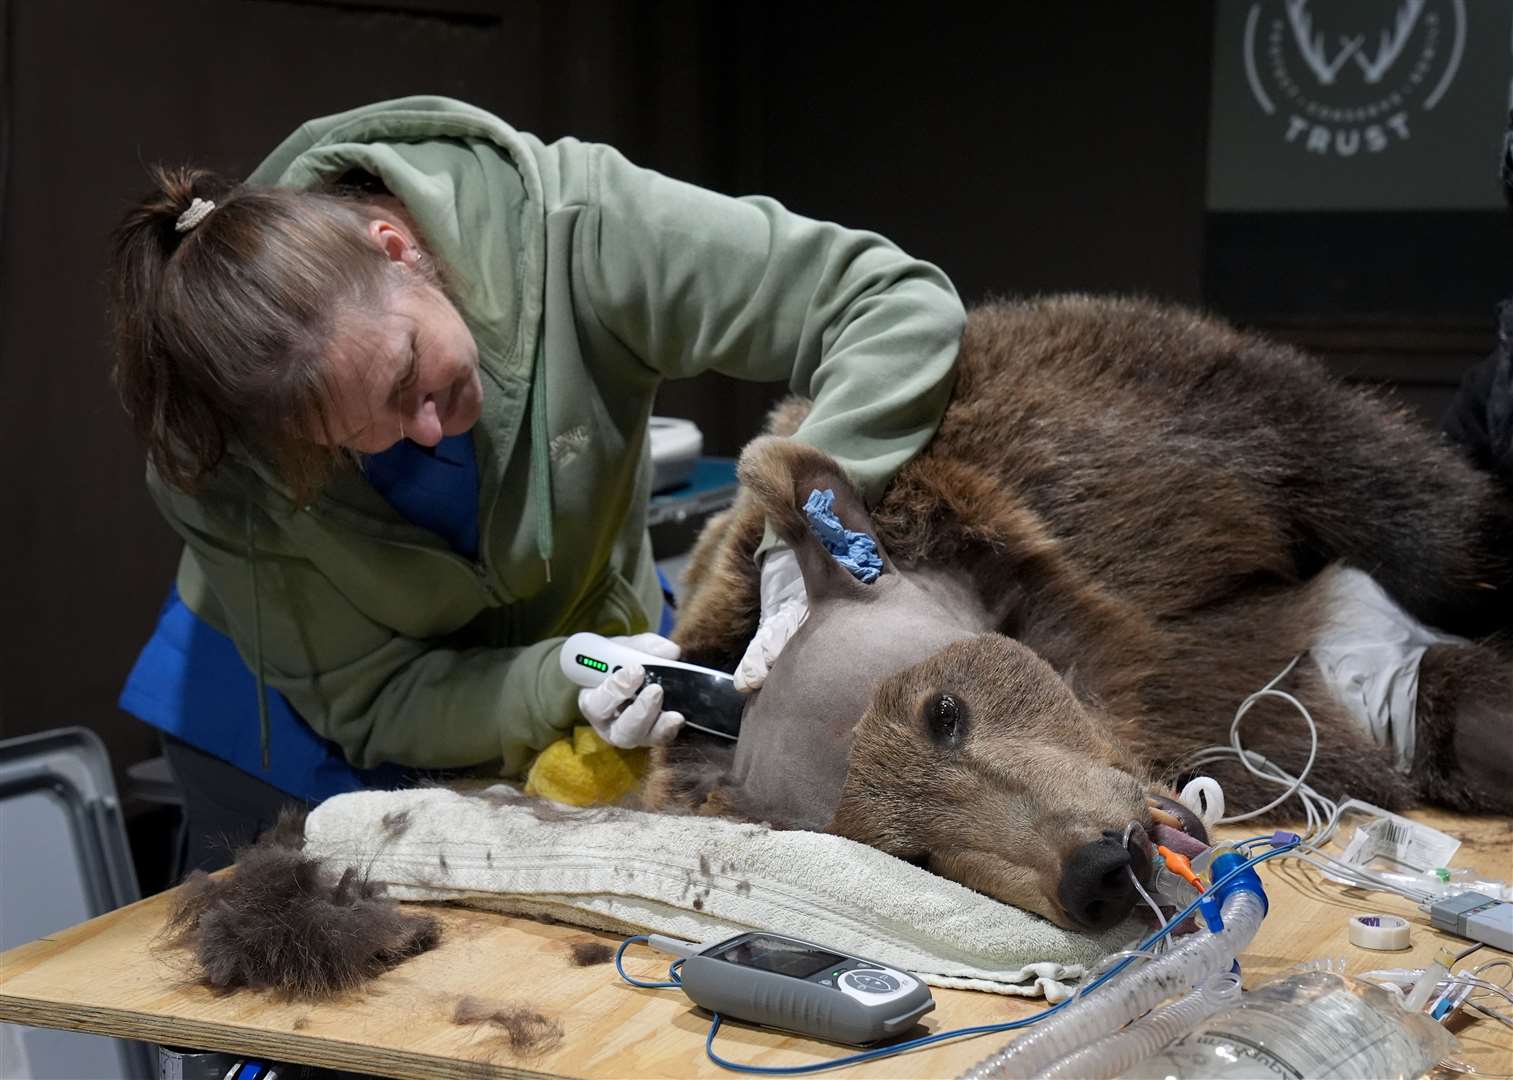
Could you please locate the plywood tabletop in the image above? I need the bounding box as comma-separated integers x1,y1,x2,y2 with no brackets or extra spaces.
1,809,1509,1078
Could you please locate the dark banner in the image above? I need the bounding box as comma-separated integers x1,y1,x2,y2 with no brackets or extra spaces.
1208,0,1511,210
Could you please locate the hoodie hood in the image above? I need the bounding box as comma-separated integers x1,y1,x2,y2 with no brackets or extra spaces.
247,96,546,384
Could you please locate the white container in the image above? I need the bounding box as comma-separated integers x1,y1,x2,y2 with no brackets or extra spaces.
649,416,703,493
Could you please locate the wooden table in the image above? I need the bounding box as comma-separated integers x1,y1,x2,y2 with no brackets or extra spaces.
2,810,1509,1079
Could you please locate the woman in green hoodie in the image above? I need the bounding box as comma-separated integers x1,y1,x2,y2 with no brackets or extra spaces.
110,96,964,861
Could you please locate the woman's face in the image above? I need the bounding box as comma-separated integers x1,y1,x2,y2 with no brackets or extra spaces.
315,222,484,454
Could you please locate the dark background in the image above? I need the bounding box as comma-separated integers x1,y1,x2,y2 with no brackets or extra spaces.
1,1,1508,807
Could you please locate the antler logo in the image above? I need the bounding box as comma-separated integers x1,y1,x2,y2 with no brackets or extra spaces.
1242,0,1465,157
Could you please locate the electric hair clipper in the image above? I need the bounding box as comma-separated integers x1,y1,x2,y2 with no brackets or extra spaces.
559,632,745,740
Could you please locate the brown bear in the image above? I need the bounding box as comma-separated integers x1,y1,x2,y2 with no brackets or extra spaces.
645,295,1513,932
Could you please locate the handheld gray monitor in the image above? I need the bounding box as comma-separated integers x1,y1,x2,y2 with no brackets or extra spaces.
677,931,935,1046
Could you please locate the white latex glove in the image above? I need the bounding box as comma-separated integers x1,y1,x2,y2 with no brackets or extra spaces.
576,633,686,748
734,546,808,692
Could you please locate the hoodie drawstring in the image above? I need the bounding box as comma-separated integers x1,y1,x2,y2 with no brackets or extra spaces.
529,336,554,582
245,499,271,770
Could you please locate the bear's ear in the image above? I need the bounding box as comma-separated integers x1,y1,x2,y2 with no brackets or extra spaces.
736,436,894,603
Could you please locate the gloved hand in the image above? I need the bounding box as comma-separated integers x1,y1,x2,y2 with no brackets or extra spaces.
734,546,807,692
576,633,686,748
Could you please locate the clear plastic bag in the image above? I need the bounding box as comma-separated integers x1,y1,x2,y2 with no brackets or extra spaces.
1119,966,1457,1079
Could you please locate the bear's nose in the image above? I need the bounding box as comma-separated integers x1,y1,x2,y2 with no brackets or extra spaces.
1057,827,1149,930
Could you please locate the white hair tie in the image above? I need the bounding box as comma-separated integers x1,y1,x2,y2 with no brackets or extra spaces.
175,198,216,233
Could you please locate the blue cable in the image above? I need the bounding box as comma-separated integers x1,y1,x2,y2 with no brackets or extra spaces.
617,842,1298,1075
615,935,685,988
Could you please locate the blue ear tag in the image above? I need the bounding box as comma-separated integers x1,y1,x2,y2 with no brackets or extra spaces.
803,489,883,583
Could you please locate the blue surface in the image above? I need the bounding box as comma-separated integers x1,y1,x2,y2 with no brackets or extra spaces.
119,585,415,801
651,456,738,501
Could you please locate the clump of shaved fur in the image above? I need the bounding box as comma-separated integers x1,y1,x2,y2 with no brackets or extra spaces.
163,808,440,998
379,808,413,840
262,805,311,850
568,940,614,967
452,997,564,1055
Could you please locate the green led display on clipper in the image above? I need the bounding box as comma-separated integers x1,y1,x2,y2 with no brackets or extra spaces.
576,654,610,674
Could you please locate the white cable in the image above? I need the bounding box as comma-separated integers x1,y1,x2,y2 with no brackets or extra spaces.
1120,821,1170,954
1216,658,1318,824
1469,958,1513,993
1171,654,1354,848
1170,657,1458,913
1129,866,1168,954
1463,1001,1513,1029
1177,745,1336,844
1295,850,1436,904
1455,966,1513,1027
1436,974,1513,1029
1456,974,1513,1007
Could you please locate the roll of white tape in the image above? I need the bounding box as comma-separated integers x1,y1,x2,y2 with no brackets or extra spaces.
1348,913,1411,951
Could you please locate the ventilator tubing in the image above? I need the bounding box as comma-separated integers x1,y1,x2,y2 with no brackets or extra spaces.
957,889,1267,1080
1033,971,1242,1080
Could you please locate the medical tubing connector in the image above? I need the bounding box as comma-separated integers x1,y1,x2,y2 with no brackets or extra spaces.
1031,970,1243,1080
956,889,1267,1080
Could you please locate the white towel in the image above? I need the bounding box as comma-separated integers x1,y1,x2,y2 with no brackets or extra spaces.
305,785,1140,1000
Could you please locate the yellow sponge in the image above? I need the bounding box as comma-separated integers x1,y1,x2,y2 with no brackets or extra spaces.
524,725,647,806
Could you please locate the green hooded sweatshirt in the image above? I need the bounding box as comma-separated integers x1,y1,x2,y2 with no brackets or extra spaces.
148,96,964,777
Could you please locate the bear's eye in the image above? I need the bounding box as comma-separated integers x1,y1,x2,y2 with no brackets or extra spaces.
927,693,964,745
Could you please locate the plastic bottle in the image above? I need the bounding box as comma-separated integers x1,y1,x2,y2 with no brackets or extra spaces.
1119,967,1456,1079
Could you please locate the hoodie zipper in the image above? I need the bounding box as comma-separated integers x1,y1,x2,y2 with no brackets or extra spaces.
470,557,505,604
303,500,509,606
398,539,506,606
